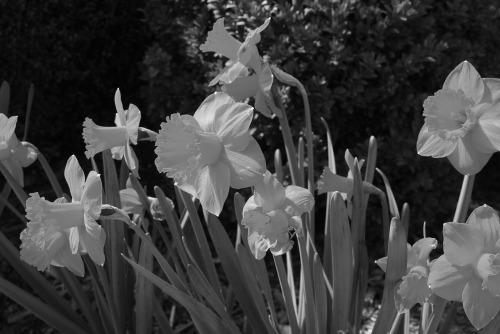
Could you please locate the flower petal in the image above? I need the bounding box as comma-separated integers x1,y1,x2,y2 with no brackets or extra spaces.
81,216,106,266
376,256,387,273
222,75,259,102
283,185,314,216
428,254,474,301
447,136,492,175
114,89,126,127
51,247,85,277
124,143,139,178
199,18,242,61
194,92,234,133
409,238,438,267
221,137,266,189
467,205,500,253
119,188,142,215
443,222,484,266
1,115,17,142
81,171,103,220
68,226,80,254
125,104,141,144
214,101,253,150
316,167,352,195
111,145,125,160
212,61,249,86
417,124,457,158
64,155,85,201
443,61,485,104
253,171,285,212
194,162,230,216
247,231,270,260
12,142,37,167
462,278,500,330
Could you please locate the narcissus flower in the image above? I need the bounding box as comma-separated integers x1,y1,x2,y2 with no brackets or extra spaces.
241,171,314,260
417,61,500,175
20,155,106,276
428,205,500,329
119,177,173,221
377,238,437,313
0,114,37,186
155,92,266,216
200,18,279,117
83,89,140,177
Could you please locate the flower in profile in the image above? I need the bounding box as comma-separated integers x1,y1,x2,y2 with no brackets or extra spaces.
20,155,106,276
0,114,37,186
119,177,174,221
377,238,437,313
83,88,141,177
428,205,500,329
417,61,500,175
241,171,314,260
200,18,279,117
155,92,266,216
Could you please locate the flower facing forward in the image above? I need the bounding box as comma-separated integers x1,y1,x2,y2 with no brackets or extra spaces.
377,238,437,313
200,18,279,117
428,205,500,329
83,89,141,177
241,171,314,260
155,92,266,216
417,61,500,175
20,155,105,276
0,114,37,186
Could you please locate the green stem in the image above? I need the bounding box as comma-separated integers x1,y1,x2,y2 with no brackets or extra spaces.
0,162,28,206
26,143,64,197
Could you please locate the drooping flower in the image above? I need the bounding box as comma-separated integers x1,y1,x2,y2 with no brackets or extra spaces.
0,114,37,186
417,61,500,175
200,18,279,117
428,205,500,329
20,155,106,276
241,171,314,260
83,89,141,177
155,92,266,216
376,238,437,313
119,177,174,221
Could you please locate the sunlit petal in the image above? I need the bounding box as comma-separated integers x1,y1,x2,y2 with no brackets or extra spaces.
443,61,485,103
447,136,492,175
11,142,37,168
253,171,285,212
81,217,106,266
410,238,438,267
467,205,500,253
124,143,139,178
125,104,141,144
64,155,85,201
462,278,500,330
194,162,230,216
443,222,484,266
283,185,314,216
51,246,85,277
222,75,258,102
194,92,234,133
417,124,457,157
199,18,242,61
114,88,126,126
119,188,142,215
221,138,266,189
428,255,474,301
214,101,253,150
81,171,103,220
376,256,387,273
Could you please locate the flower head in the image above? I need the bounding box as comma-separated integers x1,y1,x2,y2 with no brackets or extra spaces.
155,92,266,216
0,114,37,186
200,18,278,117
20,155,106,276
119,177,173,221
377,238,437,313
428,205,500,329
417,61,500,175
83,89,141,177
241,171,314,260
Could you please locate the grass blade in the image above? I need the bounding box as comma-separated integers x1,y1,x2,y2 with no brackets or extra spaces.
23,83,35,141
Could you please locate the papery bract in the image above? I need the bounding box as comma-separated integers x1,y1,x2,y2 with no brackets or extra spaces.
377,238,437,313
0,114,37,186
241,171,314,260
417,61,500,175
155,92,266,216
83,88,141,177
428,205,500,329
19,155,106,276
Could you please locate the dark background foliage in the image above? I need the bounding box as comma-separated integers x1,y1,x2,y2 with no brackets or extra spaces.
2,0,500,330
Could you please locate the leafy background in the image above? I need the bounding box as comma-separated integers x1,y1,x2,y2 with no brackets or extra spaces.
1,0,500,331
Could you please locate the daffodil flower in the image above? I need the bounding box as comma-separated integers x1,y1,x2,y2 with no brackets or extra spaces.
155,92,266,216
83,88,140,177
200,18,279,117
119,177,173,221
428,205,500,329
241,171,314,260
0,114,37,186
377,238,437,313
417,61,500,175
20,155,106,276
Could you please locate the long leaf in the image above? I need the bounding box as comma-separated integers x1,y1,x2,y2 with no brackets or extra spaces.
136,234,154,334
313,254,327,333
0,276,89,334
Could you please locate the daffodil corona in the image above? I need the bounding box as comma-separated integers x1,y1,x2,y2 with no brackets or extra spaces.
83,88,141,177
155,92,266,216
417,61,500,175
20,155,106,276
